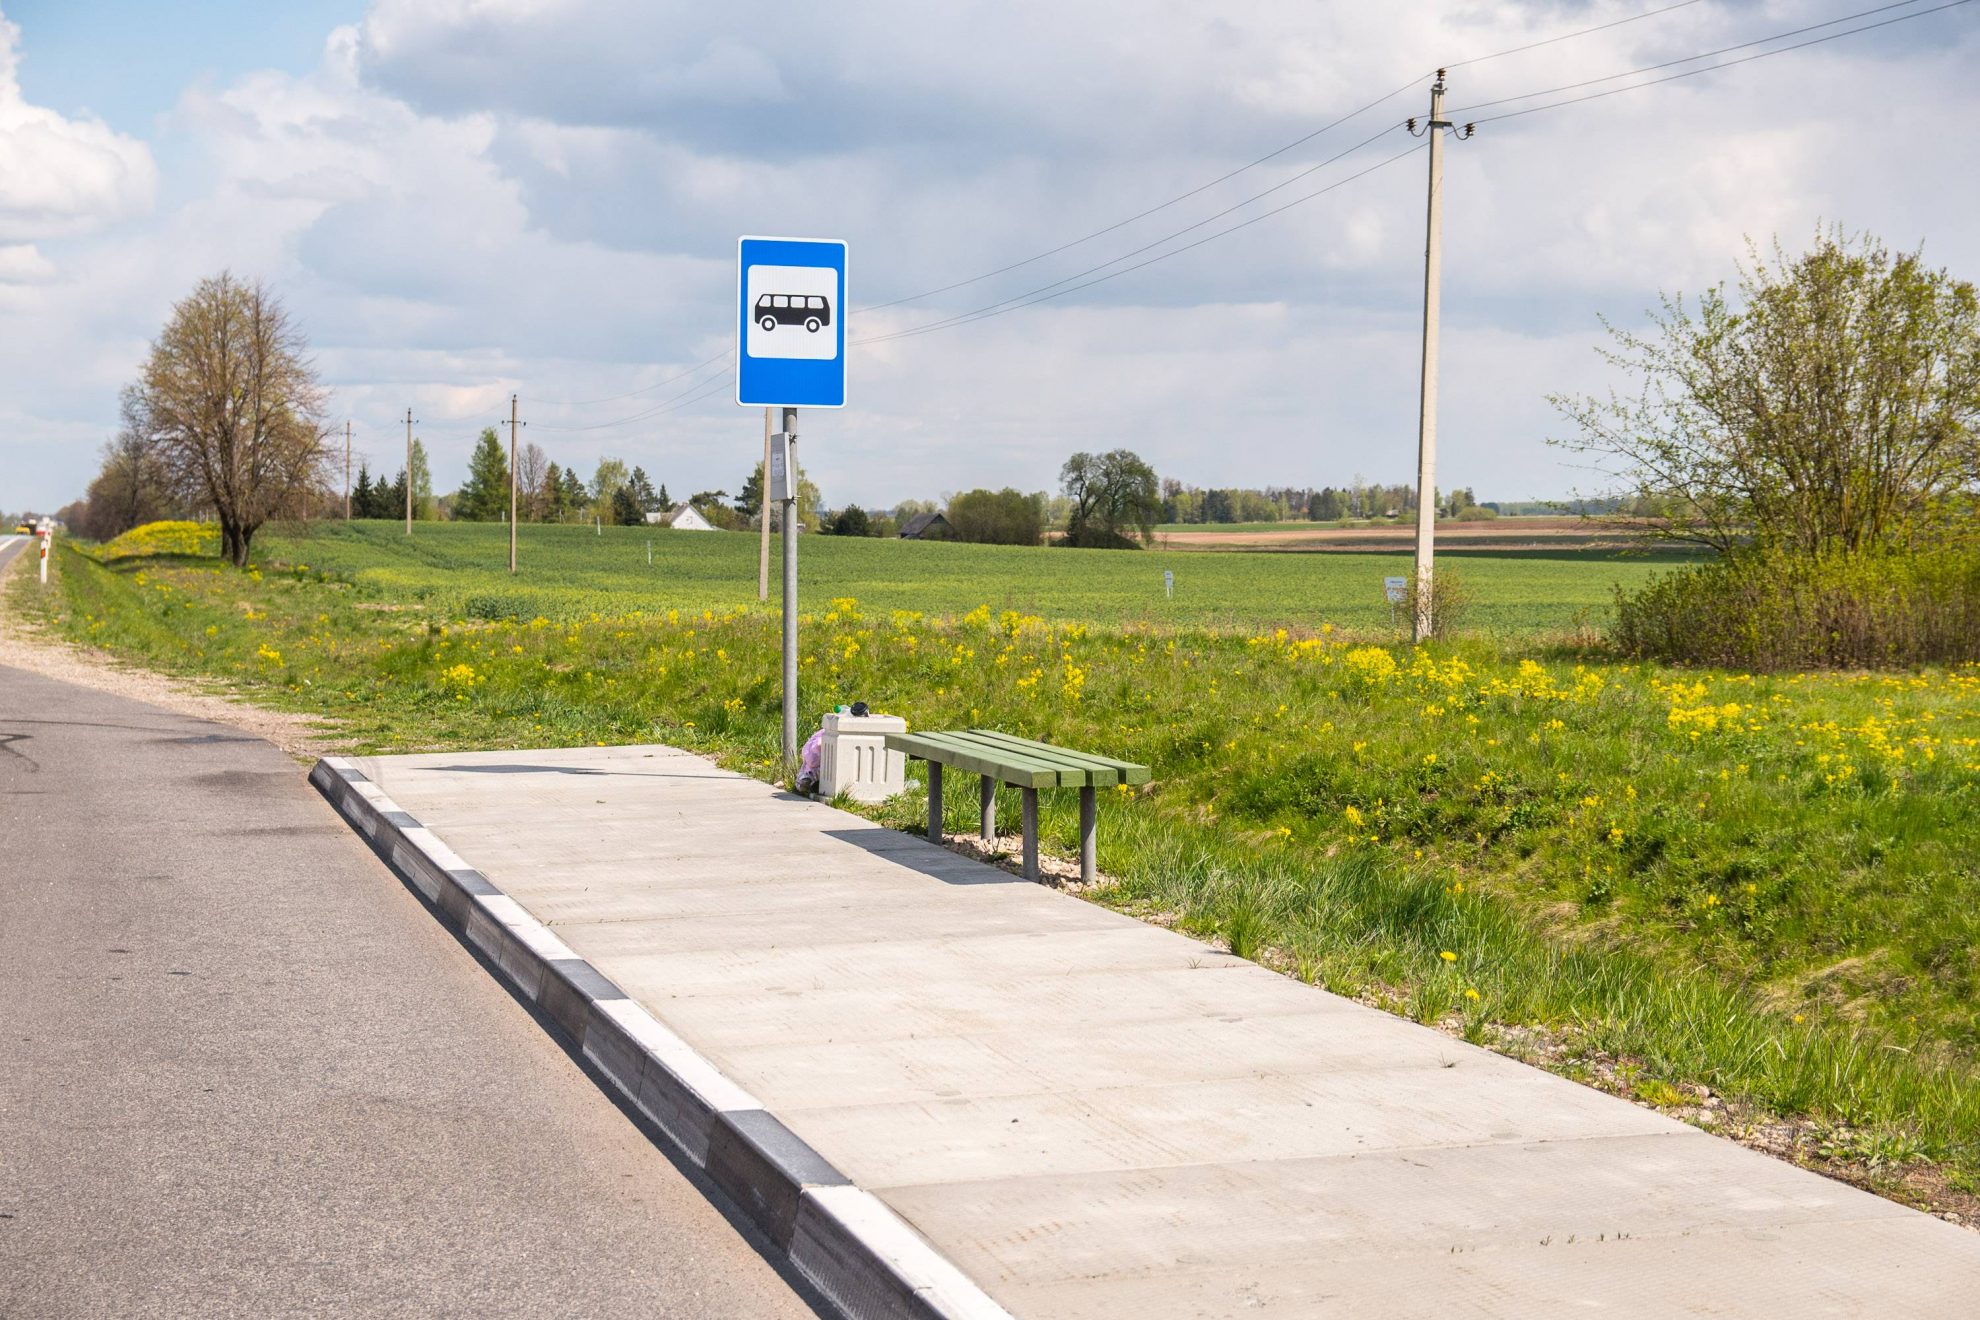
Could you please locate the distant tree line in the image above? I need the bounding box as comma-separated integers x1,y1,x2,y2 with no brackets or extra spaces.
1154,480,1508,524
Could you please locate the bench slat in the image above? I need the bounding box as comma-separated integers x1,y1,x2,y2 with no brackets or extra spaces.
885,729,1150,788
885,732,1063,788
937,730,1097,786
961,730,1151,785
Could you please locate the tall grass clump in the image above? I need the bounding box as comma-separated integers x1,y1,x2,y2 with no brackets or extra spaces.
1614,545,1980,670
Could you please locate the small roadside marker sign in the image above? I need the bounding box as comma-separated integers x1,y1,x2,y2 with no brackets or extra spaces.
1164,570,1174,598
737,236,847,408
1384,575,1408,604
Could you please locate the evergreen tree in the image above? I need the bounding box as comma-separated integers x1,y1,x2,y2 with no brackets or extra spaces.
610,484,644,526
558,467,587,521
542,461,565,521
351,464,375,518
383,467,409,520
656,483,672,512
455,427,511,521
626,465,660,514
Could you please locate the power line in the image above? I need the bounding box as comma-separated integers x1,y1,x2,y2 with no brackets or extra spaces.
861,0,1973,349
1452,0,1949,116
858,123,1405,343
531,349,732,407
856,142,1425,347
1445,0,1710,69
1462,0,1973,124
854,0,1709,317
531,352,736,432
853,79,1419,314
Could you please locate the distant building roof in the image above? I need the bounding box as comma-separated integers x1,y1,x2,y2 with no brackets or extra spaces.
899,511,953,539
650,504,715,530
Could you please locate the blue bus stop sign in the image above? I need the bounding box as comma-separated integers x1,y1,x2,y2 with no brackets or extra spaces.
737,236,847,408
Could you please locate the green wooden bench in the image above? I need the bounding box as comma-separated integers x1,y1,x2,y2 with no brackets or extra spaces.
884,729,1150,883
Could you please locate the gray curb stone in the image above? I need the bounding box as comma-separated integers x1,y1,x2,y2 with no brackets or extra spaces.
310,756,1011,1320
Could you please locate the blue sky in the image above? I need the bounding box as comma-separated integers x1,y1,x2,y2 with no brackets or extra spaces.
1,1,1976,515
6,1,356,127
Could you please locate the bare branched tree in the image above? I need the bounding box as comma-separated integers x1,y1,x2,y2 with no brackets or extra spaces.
1551,230,1980,555
517,441,549,521
132,273,332,565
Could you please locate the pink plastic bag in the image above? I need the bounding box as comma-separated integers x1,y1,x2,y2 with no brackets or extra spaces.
797,729,824,792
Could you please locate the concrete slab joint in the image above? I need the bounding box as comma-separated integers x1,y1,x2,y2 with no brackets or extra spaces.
308,756,1013,1320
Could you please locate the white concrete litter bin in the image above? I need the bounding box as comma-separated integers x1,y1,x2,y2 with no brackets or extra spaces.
818,711,908,803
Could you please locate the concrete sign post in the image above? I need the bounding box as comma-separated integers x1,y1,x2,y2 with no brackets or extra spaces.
738,236,847,782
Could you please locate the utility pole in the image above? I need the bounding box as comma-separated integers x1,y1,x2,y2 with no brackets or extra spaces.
1406,72,1473,643
404,407,416,535
759,407,772,601
780,407,799,780
344,420,352,520
508,393,524,573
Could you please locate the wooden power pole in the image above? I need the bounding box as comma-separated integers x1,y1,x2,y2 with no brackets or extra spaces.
1406,72,1473,642
508,393,524,574
404,407,415,535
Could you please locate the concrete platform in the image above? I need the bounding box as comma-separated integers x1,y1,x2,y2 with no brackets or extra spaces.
343,743,1980,1318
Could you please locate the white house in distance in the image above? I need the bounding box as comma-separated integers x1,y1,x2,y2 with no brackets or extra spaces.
646,504,714,531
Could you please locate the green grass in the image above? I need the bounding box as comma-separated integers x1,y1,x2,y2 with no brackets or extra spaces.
261,518,1661,636
18,522,1980,1195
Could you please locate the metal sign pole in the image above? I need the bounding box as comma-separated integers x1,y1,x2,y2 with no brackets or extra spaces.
780,407,800,782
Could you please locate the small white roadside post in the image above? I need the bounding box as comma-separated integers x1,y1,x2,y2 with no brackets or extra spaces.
1164,569,1174,599
38,526,50,586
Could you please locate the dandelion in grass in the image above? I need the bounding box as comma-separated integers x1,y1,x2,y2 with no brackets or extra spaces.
1439,950,1457,963
1464,988,1481,1002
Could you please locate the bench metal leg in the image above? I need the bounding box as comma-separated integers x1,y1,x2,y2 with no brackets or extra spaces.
927,761,943,842
1021,787,1038,881
979,775,997,844
1079,786,1097,884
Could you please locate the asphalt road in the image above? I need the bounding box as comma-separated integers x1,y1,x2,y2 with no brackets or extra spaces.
0,660,818,1319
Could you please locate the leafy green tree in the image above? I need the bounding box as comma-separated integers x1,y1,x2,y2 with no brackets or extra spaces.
1554,229,1980,554
1307,487,1348,520
946,488,1045,545
737,465,764,520
406,439,435,520
455,428,511,521
830,504,870,536
1061,449,1161,548
590,458,630,519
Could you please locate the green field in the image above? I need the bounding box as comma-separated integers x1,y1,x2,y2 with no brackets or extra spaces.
18,520,1980,1210
261,520,1663,636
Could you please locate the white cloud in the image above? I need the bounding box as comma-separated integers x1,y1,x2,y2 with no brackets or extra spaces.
0,241,51,282
1,0,1976,515
0,13,155,244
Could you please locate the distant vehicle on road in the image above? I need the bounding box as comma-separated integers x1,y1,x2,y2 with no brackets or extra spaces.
754,293,830,334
